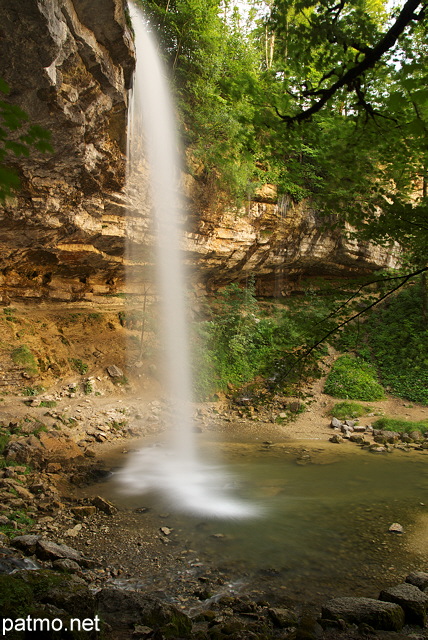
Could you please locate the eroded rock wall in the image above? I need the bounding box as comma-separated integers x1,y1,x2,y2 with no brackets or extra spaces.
185,189,399,297
0,0,135,302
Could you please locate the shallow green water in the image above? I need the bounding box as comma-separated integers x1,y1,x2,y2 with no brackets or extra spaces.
91,444,428,602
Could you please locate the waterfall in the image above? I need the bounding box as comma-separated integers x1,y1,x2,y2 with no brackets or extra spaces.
119,2,257,518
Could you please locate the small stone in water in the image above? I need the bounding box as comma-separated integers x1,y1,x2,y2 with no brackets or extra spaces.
389,523,404,534
160,526,172,536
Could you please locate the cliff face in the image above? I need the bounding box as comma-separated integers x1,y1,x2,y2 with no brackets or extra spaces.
0,2,398,303
0,0,135,302
185,194,398,296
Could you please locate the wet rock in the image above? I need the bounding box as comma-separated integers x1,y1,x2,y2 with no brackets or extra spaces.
97,588,192,636
91,495,117,515
0,547,40,574
296,608,323,639
15,569,95,616
321,597,405,631
36,539,83,563
133,625,154,637
350,434,365,444
406,571,428,591
329,434,343,444
379,583,428,626
268,607,297,628
52,558,82,573
389,523,404,534
11,534,41,555
369,444,387,453
160,526,172,536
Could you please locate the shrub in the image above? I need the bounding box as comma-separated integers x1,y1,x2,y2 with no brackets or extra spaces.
11,345,38,376
330,401,371,420
83,380,93,395
22,386,45,396
324,355,385,401
372,417,428,434
336,281,428,405
69,358,88,375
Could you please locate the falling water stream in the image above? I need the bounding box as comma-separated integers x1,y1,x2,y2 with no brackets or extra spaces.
120,3,257,518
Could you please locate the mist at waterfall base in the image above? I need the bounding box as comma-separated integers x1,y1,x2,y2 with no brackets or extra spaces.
119,3,258,519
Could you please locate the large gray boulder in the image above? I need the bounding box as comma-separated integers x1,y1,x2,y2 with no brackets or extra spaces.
322,597,405,631
379,583,428,626
406,571,428,591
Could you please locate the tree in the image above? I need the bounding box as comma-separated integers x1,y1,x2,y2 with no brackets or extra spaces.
269,0,426,123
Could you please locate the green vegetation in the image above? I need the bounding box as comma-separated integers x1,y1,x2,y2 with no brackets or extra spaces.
0,79,52,202
11,345,38,376
373,417,428,434
324,355,385,401
22,385,45,396
34,425,48,437
193,282,331,398
133,0,427,275
112,375,129,387
110,420,128,430
336,281,428,405
69,358,88,375
39,400,57,408
0,430,10,455
330,401,372,420
0,510,34,536
83,380,93,395
0,574,33,617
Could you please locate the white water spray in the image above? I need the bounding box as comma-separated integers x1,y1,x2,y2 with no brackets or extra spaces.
120,3,258,518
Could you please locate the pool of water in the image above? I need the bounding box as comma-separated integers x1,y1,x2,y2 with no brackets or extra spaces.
84,442,428,603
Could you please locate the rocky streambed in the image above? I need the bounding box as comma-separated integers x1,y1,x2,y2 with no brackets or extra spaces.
1,391,428,639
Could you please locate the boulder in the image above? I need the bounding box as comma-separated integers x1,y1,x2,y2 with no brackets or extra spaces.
107,365,124,378
321,597,405,631
389,523,404,534
91,495,117,515
406,571,428,591
268,607,297,628
14,569,95,617
97,588,192,636
36,539,83,563
379,583,428,626
11,534,41,555
0,548,39,574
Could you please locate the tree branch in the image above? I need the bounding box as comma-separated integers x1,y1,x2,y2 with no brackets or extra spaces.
275,265,428,382
277,0,424,124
